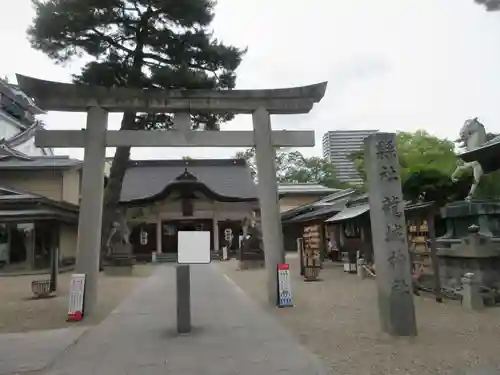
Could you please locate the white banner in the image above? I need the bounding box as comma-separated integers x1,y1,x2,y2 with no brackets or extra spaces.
67,273,86,321
277,264,293,307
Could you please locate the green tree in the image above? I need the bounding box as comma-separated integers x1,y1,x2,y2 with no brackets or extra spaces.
396,130,457,181
235,148,349,189
29,0,245,255
350,130,500,202
349,130,464,202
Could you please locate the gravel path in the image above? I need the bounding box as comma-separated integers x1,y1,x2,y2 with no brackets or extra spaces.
217,256,500,375
0,264,153,333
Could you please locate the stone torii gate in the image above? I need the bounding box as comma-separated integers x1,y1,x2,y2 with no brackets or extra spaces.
16,74,327,315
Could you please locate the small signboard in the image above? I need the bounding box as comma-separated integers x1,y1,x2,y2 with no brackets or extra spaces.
277,264,293,308
67,273,86,321
178,231,211,264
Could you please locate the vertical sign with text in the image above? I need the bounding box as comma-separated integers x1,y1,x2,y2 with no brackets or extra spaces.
67,273,86,321
277,264,294,307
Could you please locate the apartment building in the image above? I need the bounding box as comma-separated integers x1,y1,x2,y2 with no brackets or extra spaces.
322,129,378,185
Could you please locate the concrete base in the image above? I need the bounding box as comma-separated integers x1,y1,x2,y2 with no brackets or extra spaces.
104,265,134,277
238,260,265,270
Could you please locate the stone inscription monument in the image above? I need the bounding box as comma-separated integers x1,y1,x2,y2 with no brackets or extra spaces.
17,74,327,315
365,132,417,337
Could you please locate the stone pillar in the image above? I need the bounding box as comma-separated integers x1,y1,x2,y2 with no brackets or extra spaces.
427,213,443,302
339,223,346,247
365,132,417,337
25,224,35,270
296,237,303,255
156,219,162,253
75,106,107,317
360,225,367,260
50,222,59,292
252,107,285,306
461,273,483,310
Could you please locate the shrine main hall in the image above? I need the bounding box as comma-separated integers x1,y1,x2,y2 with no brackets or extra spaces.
117,158,259,261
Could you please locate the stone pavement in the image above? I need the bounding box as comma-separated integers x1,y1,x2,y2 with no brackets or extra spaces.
41,263,329,375
0,327,87,374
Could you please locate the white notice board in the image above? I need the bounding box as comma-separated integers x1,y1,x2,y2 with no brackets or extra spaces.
277,264,294,307
178,231,211,264
67,273,86,320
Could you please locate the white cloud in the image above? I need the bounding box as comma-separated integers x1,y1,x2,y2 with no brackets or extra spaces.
2,0,500,160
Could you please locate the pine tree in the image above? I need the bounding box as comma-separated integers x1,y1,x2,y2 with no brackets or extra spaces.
474,0,500,11
28,0,246,258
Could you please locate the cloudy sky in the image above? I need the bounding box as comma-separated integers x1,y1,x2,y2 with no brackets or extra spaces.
1,0,500,160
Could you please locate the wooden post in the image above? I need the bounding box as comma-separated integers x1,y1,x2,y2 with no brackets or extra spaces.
27,223,35,270
427,208,443,303
320,221,326,265
50,221,59,292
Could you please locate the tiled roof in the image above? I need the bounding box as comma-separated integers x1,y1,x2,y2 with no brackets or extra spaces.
0,80,44,114
0,186,79,223
0,156,82,170
0,144,32,160
278,183,340,195
285,200,348,223
120,158,257,202
281,188,358,223
1,119,44,148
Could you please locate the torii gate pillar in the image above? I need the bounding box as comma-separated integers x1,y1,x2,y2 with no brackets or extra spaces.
76,107,107,314
253,108,285,304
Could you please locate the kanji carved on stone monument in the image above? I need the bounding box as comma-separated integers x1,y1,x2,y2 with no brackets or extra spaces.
365,132,417,337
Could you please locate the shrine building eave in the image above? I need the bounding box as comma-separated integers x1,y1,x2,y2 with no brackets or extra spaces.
16,74,327,115
121,180,258,207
